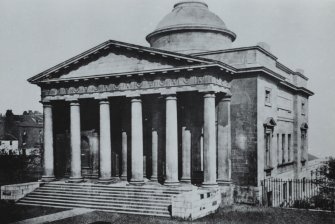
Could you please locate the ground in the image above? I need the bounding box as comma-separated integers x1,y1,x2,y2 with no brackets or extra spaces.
1,203,334,224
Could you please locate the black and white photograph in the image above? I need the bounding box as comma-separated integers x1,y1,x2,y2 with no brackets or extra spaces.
0,0,334,223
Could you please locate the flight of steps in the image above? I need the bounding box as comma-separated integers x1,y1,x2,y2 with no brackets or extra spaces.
16,182,191,217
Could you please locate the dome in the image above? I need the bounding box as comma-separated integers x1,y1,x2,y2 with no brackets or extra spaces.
146,1,236,54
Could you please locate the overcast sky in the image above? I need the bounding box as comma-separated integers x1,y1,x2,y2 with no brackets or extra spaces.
0,0,334,158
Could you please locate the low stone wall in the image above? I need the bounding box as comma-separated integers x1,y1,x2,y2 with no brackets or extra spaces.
1,182,40,201
233,185,259,204
172,188,221,220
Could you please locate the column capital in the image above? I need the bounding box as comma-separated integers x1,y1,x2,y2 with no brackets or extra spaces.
203,92,216,98
130,97,142,103
222,93,232,101
99,98,110,105
42,101,53,107
165,94,177,100
69,100,80,106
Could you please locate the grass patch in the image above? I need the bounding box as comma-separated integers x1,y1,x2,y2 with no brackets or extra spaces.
48,205,335,224
0,201,68,224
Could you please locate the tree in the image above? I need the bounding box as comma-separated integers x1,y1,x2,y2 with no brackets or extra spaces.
315,157,335,211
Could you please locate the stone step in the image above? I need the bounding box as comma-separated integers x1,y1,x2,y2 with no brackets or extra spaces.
25,194,171,205
35,188,175,198
29,191,171,201
16,202,170,217
17,200,170,215
44,183,186,193
20,197,169,209
41,186,181,195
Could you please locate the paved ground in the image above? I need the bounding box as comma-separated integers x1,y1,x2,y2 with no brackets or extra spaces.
13,208,93,224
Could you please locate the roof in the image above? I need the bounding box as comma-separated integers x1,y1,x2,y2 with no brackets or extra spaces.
308,154,319,161
146,0,236,42
27,39,219,84
0,134,18,141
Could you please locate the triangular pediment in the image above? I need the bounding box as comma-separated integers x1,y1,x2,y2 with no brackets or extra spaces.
28,40,212,84
264,117,277,127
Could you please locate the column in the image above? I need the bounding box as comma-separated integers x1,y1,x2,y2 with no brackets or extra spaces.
130,97,144,184
98,99,112,183
217,94,232,184
181,99,191,183
120,131,128,180
202,92,217,187
69,100,83,182
41,102,55,182
165,94,179,186
150,97,160,182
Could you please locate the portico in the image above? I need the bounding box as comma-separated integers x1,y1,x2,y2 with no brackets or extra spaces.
37,50,233,187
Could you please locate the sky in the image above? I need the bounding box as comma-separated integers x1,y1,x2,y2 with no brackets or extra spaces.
0,0,334,158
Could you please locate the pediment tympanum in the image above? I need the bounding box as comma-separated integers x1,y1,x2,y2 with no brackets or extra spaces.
28,40,210,84
59,51,178,80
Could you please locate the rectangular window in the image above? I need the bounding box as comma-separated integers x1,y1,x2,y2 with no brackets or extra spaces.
265,89,271,106
282,134,285,163
265,133,271,167
288,134,291,162
301,102,306,115
289,181,292,198
301,132,306,162
283,183,287,200
277,134,280,165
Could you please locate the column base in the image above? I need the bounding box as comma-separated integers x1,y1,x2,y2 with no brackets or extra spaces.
180,177,191,183
97,177,113,184
150,175,158,182
120,175,127,181
67,177,84,183
164,180,180,186
201,182,218,188
217,179,232,186
129,179,145,186
40,176,56,182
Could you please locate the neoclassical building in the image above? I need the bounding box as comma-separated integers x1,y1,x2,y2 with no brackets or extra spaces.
28,1,313,193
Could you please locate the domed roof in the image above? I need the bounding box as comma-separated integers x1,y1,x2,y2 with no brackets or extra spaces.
147,1,236,42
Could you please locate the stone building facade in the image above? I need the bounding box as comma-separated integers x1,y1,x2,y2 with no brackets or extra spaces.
28,1,313,198
0,110,43,155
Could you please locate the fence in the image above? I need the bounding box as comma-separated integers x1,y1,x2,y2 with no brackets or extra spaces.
261,178,321,208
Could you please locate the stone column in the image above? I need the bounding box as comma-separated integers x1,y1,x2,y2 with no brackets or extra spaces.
150,97,160,182
165,94,179,186
130,97,144,185
181,100,191,183
217,94,232,185
41,102,55,182
120,131,128,181
69,100,83,182
202,92,217,187
98,99,112,183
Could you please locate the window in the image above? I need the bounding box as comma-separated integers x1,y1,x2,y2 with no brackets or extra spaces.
282,134,285,163
10,140,12,146
265,132,271,168
277,134,280,164
288,134,292,162
301,102,306,115
283,183,287,200
289,181,292,198
301,132,306,163
265,89,271,106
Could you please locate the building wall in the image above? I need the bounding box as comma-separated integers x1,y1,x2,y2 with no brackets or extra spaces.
0,140,19,154
230,77,258,186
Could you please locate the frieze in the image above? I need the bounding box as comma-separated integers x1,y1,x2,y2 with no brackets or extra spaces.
41,75,229,97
